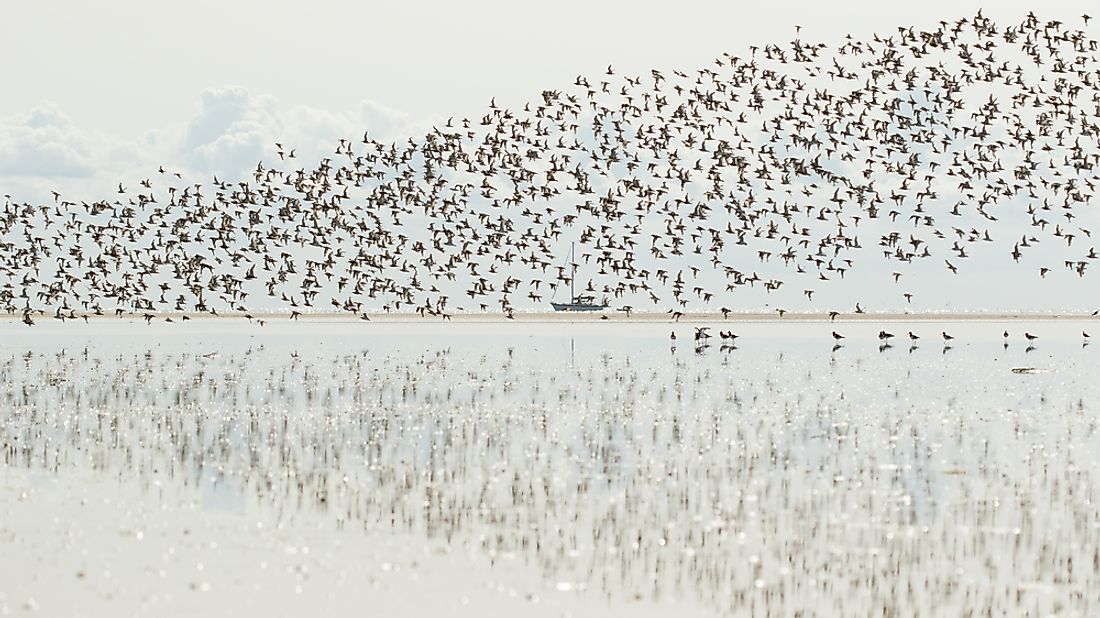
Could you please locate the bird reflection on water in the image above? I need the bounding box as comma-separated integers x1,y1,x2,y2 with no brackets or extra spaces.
1,327,1097,616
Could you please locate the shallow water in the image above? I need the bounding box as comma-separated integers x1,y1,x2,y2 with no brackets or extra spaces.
1,320,1098,616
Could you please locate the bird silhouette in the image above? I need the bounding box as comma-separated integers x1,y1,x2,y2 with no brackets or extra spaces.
0,11,1097,327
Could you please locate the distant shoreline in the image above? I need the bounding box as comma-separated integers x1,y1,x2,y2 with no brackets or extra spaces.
3,310,1099,323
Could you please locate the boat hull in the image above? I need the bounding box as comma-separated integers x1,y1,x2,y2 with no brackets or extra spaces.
551,302,606,312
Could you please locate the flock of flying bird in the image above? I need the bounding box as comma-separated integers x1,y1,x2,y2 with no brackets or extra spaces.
3,11,1100,330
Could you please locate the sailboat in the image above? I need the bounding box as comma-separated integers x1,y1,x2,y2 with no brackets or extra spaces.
551,242,609,312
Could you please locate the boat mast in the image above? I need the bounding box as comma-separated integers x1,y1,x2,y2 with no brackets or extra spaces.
570,242,576,301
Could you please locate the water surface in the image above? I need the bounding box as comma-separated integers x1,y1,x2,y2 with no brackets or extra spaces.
1,320,1097,616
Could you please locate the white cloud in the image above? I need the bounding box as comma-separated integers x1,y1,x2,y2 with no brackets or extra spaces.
0,88,421,201
178,87,278,177
0,102,110,179
176,87,422,177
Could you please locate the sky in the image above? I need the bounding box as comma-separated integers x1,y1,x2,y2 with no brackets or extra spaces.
5,0,1093,187
2,0,1100,313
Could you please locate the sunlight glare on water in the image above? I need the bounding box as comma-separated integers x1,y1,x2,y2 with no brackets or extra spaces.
0,319,1098,616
